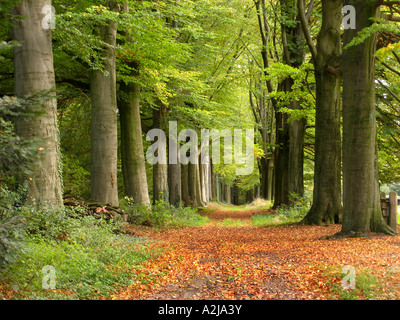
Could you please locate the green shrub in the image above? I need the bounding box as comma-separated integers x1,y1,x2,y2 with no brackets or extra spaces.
275,202,309,223
120,197,209,228
0,214,26,269
0,93,46,270
4,233,154,299
21,205,128,242
252,195,310,227
2,206,157,299
169,204,210,228
61,154,90,200
0,187,28,269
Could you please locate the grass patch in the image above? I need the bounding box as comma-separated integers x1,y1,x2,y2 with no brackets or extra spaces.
0,206,162,300
201,198,272,213
323,265,390,300
121,198,209,229
245,198,272,211
252,202,309,227
0,198,211,300
252,214,282,226
220,218,251,227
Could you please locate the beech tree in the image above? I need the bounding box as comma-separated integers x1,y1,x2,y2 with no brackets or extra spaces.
298,0,343,225
89,3,120,207
118,2,151,206
341,0,397,234
11,0,64,208
3,0,400,226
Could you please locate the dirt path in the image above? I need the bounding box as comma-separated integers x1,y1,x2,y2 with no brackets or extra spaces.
114,211,400,300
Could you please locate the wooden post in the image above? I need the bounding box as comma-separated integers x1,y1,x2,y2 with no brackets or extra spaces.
389,191,398,232
380,192,388,223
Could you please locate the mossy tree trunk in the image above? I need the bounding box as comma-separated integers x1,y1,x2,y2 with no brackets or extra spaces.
118,2,150,206
341,0,396,235
299,0,342,225
119,78,151,206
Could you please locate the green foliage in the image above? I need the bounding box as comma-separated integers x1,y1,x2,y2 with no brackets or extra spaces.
61,154,90,200
252,194,310,227
220,218,248,227
1,205,157,299
327,266,384,300
344,17,400,50
120,197,209,228
0,95,44,186
22,205,77,242
0,195,26,269
264,62,315,122
0,92,47,270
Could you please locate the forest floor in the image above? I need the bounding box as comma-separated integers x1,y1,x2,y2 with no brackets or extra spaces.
113,209,400,300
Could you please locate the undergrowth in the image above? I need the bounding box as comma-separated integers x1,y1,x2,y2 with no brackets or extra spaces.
0,204,160,300
120,197,209,229
252,196,310,227
323,265,391,300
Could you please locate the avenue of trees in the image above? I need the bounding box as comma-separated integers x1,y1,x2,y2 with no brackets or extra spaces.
1,0,400,235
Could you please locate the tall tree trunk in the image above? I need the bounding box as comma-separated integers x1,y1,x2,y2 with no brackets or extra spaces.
216,176,221,202
224,184,231,204
199,151,209,204
119,80,151,205
341,0,395,235
89,7,119,207
287,82,306,202
246,189,254,203
273,110,290,207
188,162,203,207
152,104,168,204
118,2,150,206
255,0,282,204
195,162,204,206
220,182,225,202
168,142,181,207
258,157,269,199
299,0,342,225
280,0,306,205
180,164,190,206
267,159,274,201
12,0,63,208
208,162,213,201
210,161,217,200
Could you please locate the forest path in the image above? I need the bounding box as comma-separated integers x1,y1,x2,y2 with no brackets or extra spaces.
114,211,400,300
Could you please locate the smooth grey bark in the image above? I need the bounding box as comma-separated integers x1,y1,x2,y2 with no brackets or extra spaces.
180,164,190,206
152,104,168,204
168,142,181,207
119,80,151,205
210,161,217,201
12,0,63,208
188,162,203,207
89,4,119,207
199,151,210,204
118,2,150,206
341,0,395,235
